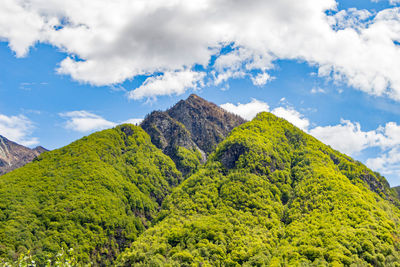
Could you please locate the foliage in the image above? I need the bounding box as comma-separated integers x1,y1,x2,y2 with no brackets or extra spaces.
2,110,400,266
0,124,181,265
173,146,202,177
117,112,400,266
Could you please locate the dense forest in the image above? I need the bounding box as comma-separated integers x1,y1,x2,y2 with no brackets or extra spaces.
0,124,181,265
1,96,400,266
117,112,400,266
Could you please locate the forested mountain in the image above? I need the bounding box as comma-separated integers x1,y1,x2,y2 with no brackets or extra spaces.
0,135,47,175
118,112,400,266
141,94,245,175
1,96,400,266
0,125,181,265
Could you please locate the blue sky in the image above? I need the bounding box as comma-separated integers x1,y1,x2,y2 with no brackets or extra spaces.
2,0,400,185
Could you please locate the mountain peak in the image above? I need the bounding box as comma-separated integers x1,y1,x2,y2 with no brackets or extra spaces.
141,95,246,175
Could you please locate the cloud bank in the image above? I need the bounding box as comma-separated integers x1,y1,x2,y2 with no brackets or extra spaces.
2,0,400,99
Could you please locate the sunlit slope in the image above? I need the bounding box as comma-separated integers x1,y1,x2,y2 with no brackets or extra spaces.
0,124,181,265
118,112,400,266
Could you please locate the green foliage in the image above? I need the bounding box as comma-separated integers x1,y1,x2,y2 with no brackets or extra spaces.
174,146,202,177
0,124,181,265
2,111,400,266
117,112,400,266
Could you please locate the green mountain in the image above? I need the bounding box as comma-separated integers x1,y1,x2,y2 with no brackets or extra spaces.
118,112,400,266
1,95,400,266
0,124,181,265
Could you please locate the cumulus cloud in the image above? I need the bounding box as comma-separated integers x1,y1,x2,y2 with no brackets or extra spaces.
309,119,400,179
59,111,142,132
251,72,273,86
0,114,38,146
128,71,205,100
3,1,400,99
271,107,310,130
60,111,115,132
309,119,381,155
221,98,310,130
221,99,270,120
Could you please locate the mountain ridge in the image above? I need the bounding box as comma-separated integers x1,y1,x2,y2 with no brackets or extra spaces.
0,95,399,266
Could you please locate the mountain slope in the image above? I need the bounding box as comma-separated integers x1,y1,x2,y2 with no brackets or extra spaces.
0,124,181,265
118,112,400,266
0,135,48,175
141,94,245,175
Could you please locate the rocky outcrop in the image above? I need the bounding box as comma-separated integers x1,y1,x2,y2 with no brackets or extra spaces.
141,94,246,174
0,135,48,175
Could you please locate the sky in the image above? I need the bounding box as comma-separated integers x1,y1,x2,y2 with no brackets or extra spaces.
2,0,400,186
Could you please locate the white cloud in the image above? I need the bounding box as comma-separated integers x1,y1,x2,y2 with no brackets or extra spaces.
309,119,400,180
122,118,143,125
3,1,400,99
220,99,269,120
221,99,310,130
59,110,143,132
251,72,272,86
0,114,39,146
59,111,115,132
366,148,400,175
310,87,326,94
309,119,381,155
128,71,205,100
271,107,310,130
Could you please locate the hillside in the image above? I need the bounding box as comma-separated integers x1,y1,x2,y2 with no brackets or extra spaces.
118,112,400,266
1,96,400,266
0,135,48,175
141,94,245,175
0,124,181,265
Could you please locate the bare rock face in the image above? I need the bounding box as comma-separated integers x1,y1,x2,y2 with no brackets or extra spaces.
167,94,246,154
0,135,48,175
141,94,246,174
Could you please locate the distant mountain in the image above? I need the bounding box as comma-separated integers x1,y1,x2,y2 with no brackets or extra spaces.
141,94,245,175
0,135,48,175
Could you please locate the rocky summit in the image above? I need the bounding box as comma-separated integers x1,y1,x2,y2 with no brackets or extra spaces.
141,94,245,175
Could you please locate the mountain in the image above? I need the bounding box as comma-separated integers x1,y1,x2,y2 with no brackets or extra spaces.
394,186,400,199
141,94,245,175
0,125,181,265
0,135,48,175
1,96,400,266
118,112,400,266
